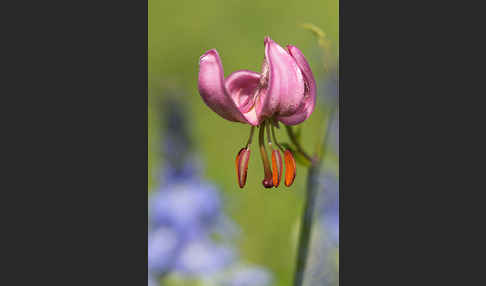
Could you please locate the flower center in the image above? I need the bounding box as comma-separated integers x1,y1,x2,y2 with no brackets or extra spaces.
236,87,260,114
231,59,270,115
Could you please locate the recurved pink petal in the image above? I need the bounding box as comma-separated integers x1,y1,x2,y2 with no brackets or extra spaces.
198,50,249,124
277,45,317,125
257,37,305,118
225,70,262,126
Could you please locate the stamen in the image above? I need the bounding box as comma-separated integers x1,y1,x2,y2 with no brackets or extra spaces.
270,124,285,152
235,127,255,189
258,121,273,188
235,147,251,188
284,150,296,187
266,122,282,187
246,126,255,147
271,149,283,187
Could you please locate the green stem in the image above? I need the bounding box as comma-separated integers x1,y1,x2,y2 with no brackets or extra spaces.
293,161,320,286
285,125,313,163
293,108,337,286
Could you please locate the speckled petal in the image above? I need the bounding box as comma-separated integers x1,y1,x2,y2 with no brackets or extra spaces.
256,37,305,118
277,45,317,125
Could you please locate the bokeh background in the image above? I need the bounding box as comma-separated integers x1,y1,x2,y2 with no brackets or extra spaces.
148,0,339,285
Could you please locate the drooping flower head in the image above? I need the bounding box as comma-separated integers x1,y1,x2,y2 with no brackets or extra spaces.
198,37,316,188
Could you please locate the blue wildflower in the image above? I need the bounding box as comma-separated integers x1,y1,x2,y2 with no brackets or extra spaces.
149,180,222,238
174,237,235,276
158,158,200,185
148,226,182,274
222,266,273,286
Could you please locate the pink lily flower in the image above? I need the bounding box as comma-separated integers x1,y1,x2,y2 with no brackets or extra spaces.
198,37,316,189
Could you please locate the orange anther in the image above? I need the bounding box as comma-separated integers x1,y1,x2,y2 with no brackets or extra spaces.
271,149,283,187
284,150,296,187
235,148,251,188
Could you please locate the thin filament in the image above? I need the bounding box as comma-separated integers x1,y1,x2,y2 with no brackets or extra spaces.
271,125,285,151
266,120,273,149
246,126,255,148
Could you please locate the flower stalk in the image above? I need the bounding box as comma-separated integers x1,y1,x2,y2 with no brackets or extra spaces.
293,160,320,286
293,23,337,286
285,125,314,164
293,109,336,286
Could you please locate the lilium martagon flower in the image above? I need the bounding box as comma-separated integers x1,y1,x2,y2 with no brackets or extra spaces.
198,37,316,189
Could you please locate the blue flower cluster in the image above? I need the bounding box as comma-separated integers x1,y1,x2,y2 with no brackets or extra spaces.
148,96,273,285
148,166,236,277
220,266,273,286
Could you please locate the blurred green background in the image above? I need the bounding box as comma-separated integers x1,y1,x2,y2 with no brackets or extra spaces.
149,0,338,285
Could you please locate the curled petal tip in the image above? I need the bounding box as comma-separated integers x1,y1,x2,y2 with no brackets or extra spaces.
199,49,218,62
198,49,250,124
236,148,251,188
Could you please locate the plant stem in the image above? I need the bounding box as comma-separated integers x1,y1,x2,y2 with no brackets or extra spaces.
293,160,320,286
293,108,337,286
285,125,314,163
